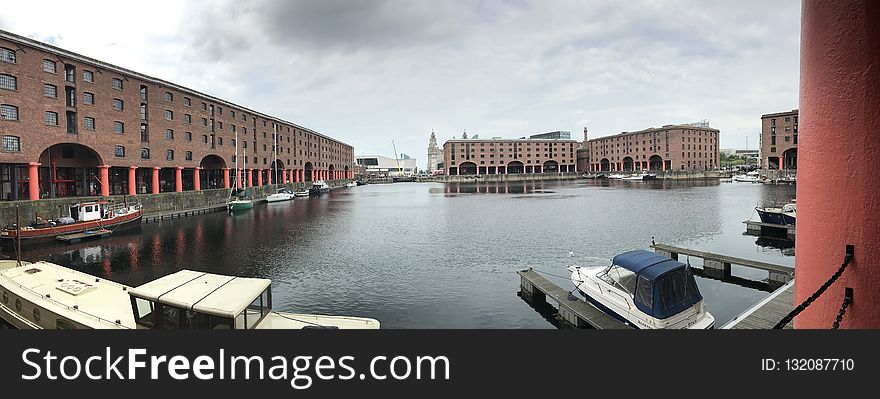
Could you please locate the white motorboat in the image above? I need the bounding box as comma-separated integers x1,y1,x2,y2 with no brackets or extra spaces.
568,250,715,329
266,188,295,203
345,181,357,188
294,188,310,197
309,180,331,196
733,170,761,182
0,260,379,329
607,173,626,179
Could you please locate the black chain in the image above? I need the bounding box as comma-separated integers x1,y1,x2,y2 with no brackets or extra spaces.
832,292,852,329
773,247,853,329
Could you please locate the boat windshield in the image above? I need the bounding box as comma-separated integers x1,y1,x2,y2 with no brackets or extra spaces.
130,295,234,329
599,266,637,295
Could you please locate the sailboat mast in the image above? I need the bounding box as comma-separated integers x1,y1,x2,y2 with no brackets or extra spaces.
234,129,239,189
392,140,401,177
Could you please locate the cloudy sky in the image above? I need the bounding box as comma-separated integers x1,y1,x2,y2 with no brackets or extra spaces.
1,0,800,166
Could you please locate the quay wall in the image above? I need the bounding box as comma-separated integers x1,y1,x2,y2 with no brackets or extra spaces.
0,180,350,226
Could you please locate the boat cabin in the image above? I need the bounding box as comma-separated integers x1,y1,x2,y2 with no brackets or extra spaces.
601,250,703,319
127,270,272,329
70,202,106,222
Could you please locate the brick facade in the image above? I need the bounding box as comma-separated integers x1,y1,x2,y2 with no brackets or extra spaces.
442,138,578,175
578,125,720,172
759,109,798,170
0,29,354,200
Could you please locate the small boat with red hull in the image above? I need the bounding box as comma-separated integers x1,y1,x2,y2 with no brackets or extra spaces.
1,201,142,248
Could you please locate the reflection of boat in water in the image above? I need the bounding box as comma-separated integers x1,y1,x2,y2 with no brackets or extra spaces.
0,260,380,329
568,250,715,329
1,201,142,249
756,202,796,225
754,236,795,256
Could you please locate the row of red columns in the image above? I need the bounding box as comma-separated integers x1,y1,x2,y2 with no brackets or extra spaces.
591,161,668,172
24,163,356,200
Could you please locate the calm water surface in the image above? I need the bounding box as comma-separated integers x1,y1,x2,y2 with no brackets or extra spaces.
16,179,796,328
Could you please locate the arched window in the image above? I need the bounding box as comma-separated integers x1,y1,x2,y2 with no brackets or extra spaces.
0,74,16,90
0,47,15,63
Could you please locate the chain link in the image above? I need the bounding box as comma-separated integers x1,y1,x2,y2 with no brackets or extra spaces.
773,248,853,329
832,294,852,329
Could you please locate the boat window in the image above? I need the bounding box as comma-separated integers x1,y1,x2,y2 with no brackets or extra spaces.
659,270,688,311
245,295,263,329
131,297,155,328
56,319,77,329
2,291,7,304
599,266,636,295
235,311,245,329
161,304,185,329
634,275,653,310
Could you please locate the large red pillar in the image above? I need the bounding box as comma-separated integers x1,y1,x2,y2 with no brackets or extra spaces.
268,169,273,185
257,169,263,187
795,0,880,328
247,169,253,187
98,165,110,197
128,166,137,195
152,167,160,194
222,168,230,189
27,162,40,201
194,167,201,191
174,167,183,192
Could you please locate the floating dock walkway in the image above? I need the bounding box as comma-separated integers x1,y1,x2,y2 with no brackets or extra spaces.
141,204,229,224
56,229,112,244
723,280,795,329
744,220,796,239
518,268,630,329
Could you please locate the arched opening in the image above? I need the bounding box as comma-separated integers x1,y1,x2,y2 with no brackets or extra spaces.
600,158,610,172
782,148,797,169
269,159,285,183
200,155,227,189
37,143,103,198
622,157,634,171
543,160,559,173
507,161,524,174
649,155,663,171
304,162,313,182
458,162,477,175
328,164,335,180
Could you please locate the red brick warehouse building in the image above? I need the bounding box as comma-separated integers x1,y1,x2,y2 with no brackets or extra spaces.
442,137,579,176
578,124,721,172
0,30,355,201
760,109,798,171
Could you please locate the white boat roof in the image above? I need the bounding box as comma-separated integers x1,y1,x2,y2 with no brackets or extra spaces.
129,270,270,318
0,260,134,328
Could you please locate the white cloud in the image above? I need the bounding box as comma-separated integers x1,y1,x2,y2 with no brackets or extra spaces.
1,0,799,164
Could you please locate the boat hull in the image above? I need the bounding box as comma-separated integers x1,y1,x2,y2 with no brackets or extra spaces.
1,211,142,249
266,193,294,202
228,201,254,211
756,208,796,225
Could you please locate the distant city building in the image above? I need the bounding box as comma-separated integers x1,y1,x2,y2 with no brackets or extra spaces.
442,137,578,175
426,131,442,173
760,109,798,170
525,131,571,140
577,124,721,172
356,155,418,177
721,148,760,159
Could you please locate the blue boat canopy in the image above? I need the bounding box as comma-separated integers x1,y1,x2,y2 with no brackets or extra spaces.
611,250,703,319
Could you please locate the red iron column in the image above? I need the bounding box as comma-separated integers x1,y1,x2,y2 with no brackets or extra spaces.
194,167,201,191
152,167,160,194
98,165,110,197
27,162,40,200
174,167,183,192
795,0,880,328
128,166,137,195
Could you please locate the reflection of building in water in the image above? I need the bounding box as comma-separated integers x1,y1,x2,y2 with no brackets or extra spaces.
79,246,103,263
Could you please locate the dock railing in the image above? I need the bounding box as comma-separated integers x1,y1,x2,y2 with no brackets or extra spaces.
651,243,794,290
